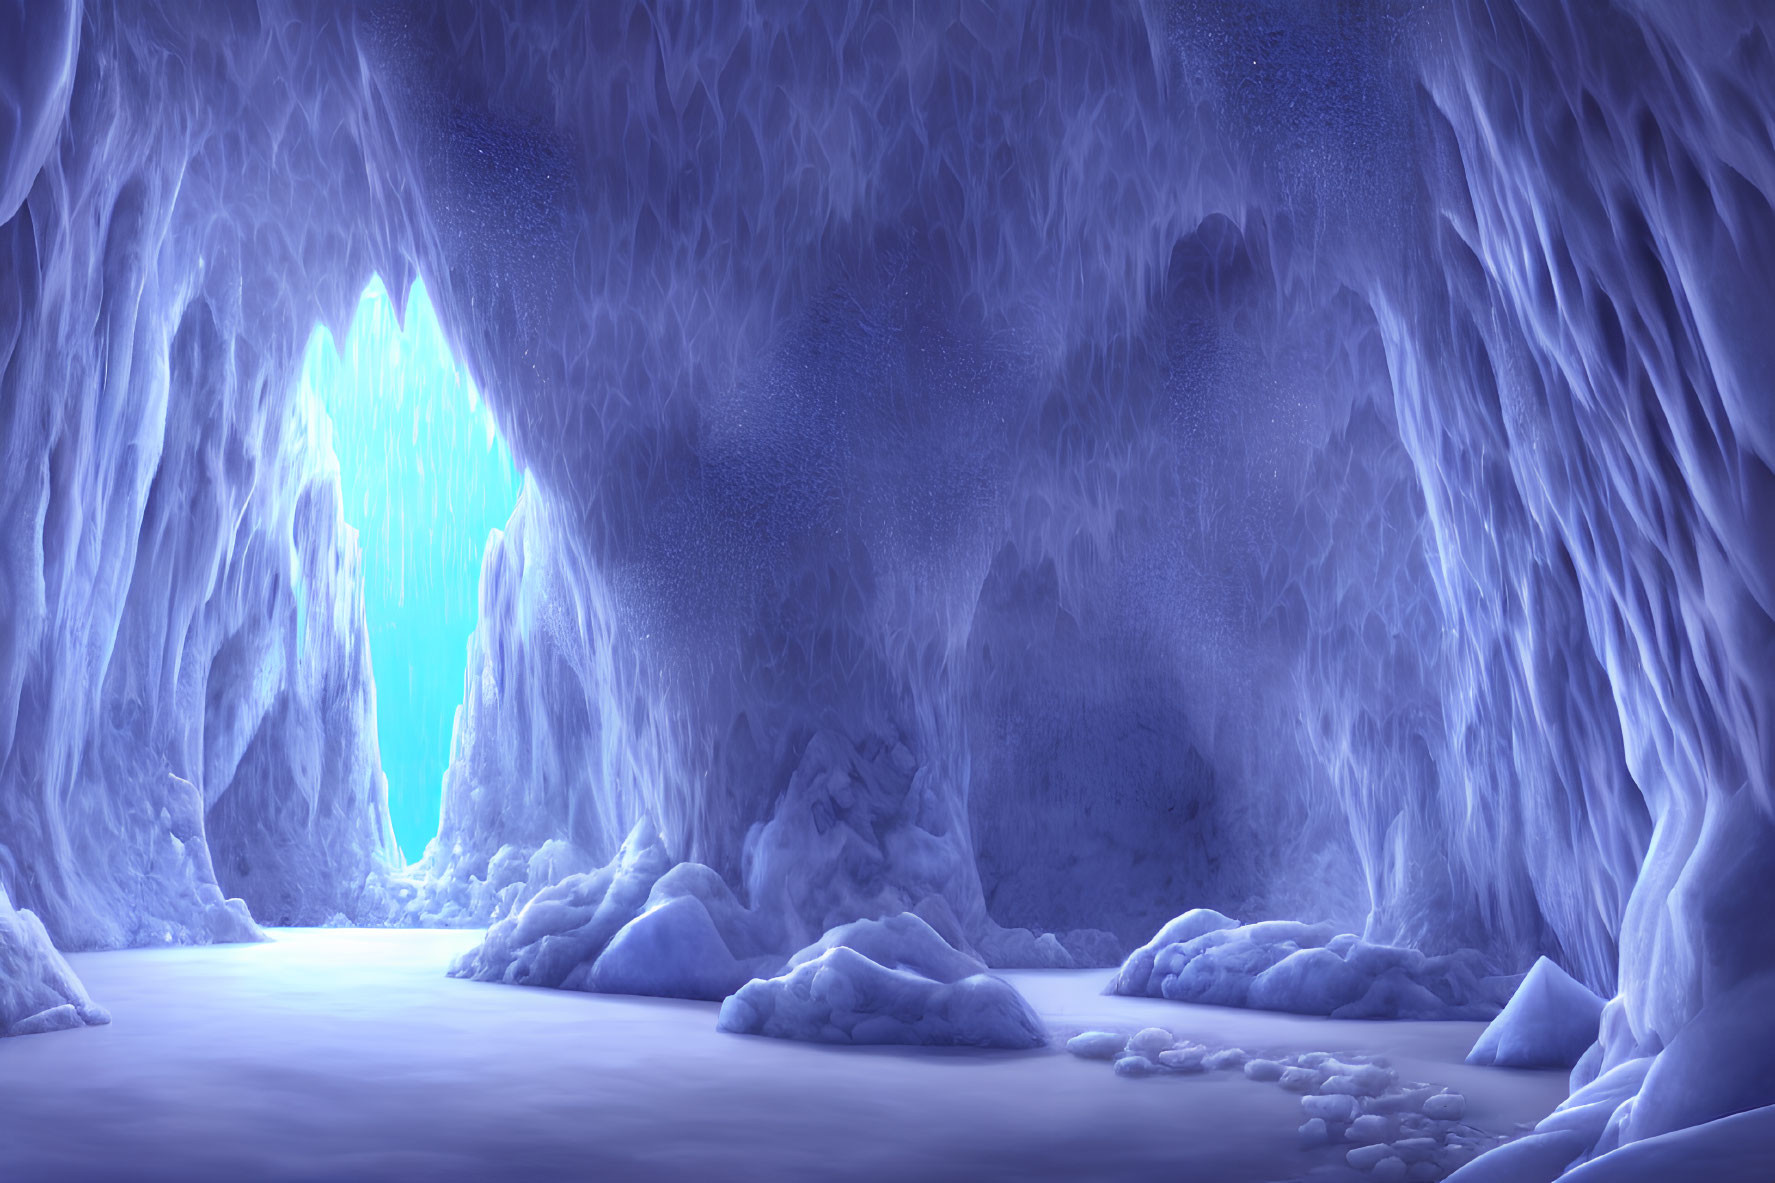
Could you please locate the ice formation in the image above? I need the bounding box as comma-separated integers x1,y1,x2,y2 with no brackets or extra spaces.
0,1,1772,1175
447,818,779,1000
1110,910,1519,1020
1466,957,1606,1069
0,885,108,1038
717,913,1047,1048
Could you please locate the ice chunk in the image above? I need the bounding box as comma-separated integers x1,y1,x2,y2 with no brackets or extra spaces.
1114,1055,1160,1077
1243,1057,1284,1081
1,887,110,1038
1347,1143,1394,1169
1303,1093,1360,1123
1158,1046,1207,1072
1300,1117,1330,1148
1422,1092,1466,1121
1371,1157,1407,1183
1347,1114,1392,1143
1391,1137,1440,1163
1126,1027,1174,1057
1067,1030,1128,1060
1465,957,1604,1069
1279,1066,1324,1092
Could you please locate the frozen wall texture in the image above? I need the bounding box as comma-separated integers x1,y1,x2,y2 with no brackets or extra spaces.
0,0,406,948
2,0,1774,1164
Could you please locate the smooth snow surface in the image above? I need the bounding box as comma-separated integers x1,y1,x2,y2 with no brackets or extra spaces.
0,930,1572,1182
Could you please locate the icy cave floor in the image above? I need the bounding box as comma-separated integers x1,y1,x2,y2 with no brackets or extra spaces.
0,930,1569,1183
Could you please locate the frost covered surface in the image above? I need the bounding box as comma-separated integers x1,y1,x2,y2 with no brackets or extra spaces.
0,885,108,1037
717,913,1047,1049
0,1,1772,1171
1111,910,1518,1020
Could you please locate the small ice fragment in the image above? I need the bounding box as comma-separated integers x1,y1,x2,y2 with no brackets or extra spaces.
1422,1092,1465,1121
1372,1157,1408,1183
1067,1030,1127,1060
1347,1143,1393,1170
1348,1114,1392,1144
1279,1066,1322,1092
1114,1054,1160,1077
1302,1093,1360,1123
1126,1027,1174,1058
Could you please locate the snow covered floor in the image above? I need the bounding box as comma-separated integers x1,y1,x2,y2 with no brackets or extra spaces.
0,929,1568,1182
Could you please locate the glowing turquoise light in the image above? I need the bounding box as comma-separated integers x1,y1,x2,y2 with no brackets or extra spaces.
297,275,523,863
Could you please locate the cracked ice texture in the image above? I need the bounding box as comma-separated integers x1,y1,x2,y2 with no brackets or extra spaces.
0,1,1772,1157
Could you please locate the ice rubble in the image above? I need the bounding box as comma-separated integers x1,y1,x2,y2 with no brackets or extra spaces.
1110,909,1518,1020
0,885,108,1038
1064,1031,1500,1180
717,913,1046,1049
1465,957,1604,1070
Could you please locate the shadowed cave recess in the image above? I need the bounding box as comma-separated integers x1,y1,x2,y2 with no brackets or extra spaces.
1,0,1773,1177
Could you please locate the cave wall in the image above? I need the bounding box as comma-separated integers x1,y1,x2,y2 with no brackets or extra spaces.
0,4,1769,1142
0,0,414,943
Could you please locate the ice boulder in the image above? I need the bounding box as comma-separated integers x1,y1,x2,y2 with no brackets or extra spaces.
449,819,777,999
717,913,1047,1048
1465,956,1605,1069
1110,911,1516,1019
1106,908,1238,996
1,886,111,1038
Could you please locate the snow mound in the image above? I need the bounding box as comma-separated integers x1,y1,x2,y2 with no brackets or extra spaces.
449,820,778,1000
1110,912,1517,1019
1559,1103,1775,1183
1,887,110,1038
1465,956,1604,1069
1626,969,1775,1143
717,913,1046,1048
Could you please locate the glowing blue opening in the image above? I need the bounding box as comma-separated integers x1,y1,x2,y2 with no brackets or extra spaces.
297,275,523,863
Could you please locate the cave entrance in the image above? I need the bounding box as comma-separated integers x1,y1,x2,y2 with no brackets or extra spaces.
296,275,523,863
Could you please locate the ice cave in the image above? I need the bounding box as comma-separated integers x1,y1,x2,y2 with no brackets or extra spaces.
2,2,1773,1180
